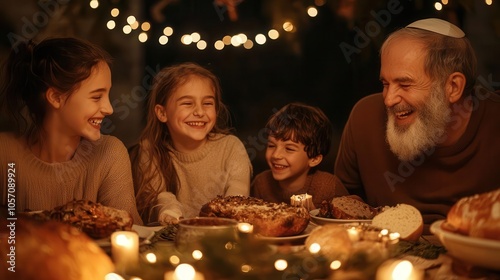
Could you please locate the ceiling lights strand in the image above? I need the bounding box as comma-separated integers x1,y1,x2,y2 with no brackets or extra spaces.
89,0,323,50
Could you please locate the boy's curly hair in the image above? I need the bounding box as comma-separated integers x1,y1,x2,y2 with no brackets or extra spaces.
265,102,333,158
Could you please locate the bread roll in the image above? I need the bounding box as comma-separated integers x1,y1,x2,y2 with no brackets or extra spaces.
445,188,500,240
304,224,353,260
371,204,423,242
1,217,114,280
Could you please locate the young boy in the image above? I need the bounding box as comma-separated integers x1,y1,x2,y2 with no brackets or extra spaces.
251,103,349,208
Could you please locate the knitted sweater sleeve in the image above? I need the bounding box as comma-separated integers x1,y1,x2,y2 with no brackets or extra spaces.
223,136,252,197
156,191,183,220
96,136,143,225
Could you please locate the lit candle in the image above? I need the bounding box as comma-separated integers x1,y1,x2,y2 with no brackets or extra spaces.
375,259,423,280
290,193,314,211
164,264,205,280
346,226,360,242
111,231,139,274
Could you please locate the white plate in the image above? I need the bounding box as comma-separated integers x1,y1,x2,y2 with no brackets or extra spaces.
256,223,317,244
95,225,164,247
309,209,372,225
430,220,500,270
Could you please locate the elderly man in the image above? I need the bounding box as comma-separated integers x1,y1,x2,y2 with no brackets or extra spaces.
334,18,500,233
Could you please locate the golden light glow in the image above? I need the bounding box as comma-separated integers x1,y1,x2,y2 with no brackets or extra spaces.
441,0,448,4
163,27,174,36
215,40,225,50
255,34,266,45
130,21,139,30
122,25,132,34
243,40,253,49
330,260,342,270
107,20,116,30
238,33,248,43
191,32,201,43
486,0,493,5
283,21,294,32
103,2,348,49
181,35,193,45
138,32,148,43
159,35,169,45
274,259,288,271
241,264,252,273
174,264,196,280
141,22,151,31
307,7,318,17
308,243,321,254
192,250,203,259
169,255,180,265
268,29,279,39
434,2,443,10
111,8,120,17
222,35,232,45
127,15,137,25
392,260,413,280
104,273,125,280
237,223,253,233
231,35,244,47
145,253,157,263
90,0,99,9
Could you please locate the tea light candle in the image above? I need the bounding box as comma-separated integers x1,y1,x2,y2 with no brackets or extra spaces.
164,263,205,280
376,259,423,280
290,193,314,211
346,226,360,242
111,231,139,274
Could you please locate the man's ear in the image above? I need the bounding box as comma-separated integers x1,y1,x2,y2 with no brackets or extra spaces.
45,88,64,109
446,72,466,103
154,104,168,123
309,154,323,168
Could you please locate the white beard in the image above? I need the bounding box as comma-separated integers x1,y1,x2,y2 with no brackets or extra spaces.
386,84,452,162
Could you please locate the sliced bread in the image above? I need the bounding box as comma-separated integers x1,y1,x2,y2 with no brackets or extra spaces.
331,195,377,219
371,204,423,242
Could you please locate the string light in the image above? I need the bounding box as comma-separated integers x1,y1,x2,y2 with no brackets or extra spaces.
107,20,116,30
95,1,323,50
94,0,493,50
90,0,99,9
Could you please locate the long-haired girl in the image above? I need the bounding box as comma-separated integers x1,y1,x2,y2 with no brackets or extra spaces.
0,38,142,225
132,62,252,224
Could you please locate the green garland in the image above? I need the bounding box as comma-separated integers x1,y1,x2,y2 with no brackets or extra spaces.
126,225,445,280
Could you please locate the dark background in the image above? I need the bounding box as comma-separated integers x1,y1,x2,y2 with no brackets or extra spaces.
1,0,499,175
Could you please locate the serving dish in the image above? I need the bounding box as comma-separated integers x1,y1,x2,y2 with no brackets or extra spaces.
175,217,239,252
430,220,500,270
309,209,372,225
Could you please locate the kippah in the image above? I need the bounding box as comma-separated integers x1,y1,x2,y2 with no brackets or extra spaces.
406,18,465,38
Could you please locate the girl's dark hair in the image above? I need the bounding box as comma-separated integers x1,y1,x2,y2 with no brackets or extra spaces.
0,37,112,145
266,102,333,158
133,62,231,221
